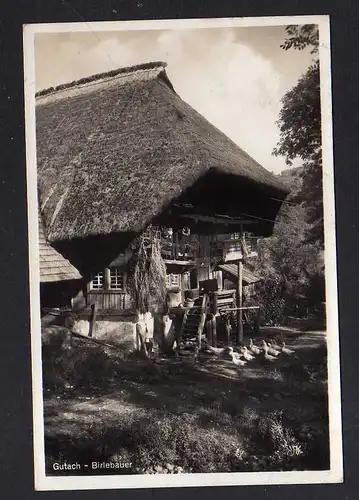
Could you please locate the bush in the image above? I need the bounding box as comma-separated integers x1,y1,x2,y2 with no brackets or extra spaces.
109,414,242,474
257,277,286,326
256,411,305,470
42,342,119,392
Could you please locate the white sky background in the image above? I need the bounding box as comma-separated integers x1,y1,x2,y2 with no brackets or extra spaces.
35,26,316,174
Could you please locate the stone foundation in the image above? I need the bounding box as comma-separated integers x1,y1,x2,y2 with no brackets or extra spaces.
73,311,155,351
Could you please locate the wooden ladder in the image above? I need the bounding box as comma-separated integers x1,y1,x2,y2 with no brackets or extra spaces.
180,294,209,350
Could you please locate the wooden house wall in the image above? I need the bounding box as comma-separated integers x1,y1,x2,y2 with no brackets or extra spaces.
87,290,129,310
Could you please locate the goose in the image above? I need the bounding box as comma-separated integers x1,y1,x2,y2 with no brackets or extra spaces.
203,345,229,356
281,341,295,355
266,341,281,357
229,350,247,366
269,337,281,350
228,347,246,362
249,338,261,355
262,343,277,363
240,346,255,361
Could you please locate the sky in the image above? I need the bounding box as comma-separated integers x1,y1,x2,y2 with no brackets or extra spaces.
34,25,316,174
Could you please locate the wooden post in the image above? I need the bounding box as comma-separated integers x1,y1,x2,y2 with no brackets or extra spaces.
213,292,218,315
206,317,213,346
255,308,260,335
225,315,231,346
196,294,208,352
104,268,111,290
88,303,97,338
212,314,217,347
174,231,179,259
236,259,244,344
179,309,189,348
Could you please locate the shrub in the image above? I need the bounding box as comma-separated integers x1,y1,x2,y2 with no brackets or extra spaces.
256,411,305,470
42,342,120,392
109,414,243,474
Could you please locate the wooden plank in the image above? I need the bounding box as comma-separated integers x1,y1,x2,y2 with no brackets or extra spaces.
215,290,236,297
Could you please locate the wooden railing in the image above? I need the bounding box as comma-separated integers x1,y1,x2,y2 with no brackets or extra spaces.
161,240,195,262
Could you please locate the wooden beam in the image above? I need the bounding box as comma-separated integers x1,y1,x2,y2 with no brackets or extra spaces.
221,306,260,311
180,213,259,225
71,330,123,351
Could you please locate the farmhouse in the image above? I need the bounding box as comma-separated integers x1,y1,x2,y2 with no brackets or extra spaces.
36,61,288,349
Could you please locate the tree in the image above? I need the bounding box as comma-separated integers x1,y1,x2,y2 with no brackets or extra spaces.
280,24,319,54
253,170,325,324
274,25,323,246
253,25,326,325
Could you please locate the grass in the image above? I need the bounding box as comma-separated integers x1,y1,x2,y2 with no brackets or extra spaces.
42,328,329,475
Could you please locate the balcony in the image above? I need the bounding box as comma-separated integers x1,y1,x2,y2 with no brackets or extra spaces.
210,234,258,263
142,226,196,264
161,239,195,264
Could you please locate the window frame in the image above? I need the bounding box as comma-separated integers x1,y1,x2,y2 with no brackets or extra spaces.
109,267,125,291
90,267,126,292
166,273,181,289
90,271,104,290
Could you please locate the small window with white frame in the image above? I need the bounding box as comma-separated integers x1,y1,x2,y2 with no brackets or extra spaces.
166,273,181,288
91,271,104,290
109,268,124,290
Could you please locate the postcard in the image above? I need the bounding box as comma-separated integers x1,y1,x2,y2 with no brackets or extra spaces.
23,15,342,490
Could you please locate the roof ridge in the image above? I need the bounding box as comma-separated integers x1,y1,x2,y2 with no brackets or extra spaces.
35,60,168,98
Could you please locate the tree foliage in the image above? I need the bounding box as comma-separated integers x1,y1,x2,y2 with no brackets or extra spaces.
253,171,325,325
274,24,323,246
248,24,326,325
280,25,319,54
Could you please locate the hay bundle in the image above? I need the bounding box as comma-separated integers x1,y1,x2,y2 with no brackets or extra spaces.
127,230,167,314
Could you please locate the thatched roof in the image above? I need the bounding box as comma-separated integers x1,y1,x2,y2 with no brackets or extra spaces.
36,61,288,242
39,215,82,282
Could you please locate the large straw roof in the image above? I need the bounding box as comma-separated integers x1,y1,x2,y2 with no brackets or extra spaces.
36,61,288,242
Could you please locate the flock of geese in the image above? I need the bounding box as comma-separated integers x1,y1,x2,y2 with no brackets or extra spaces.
203,338,296,367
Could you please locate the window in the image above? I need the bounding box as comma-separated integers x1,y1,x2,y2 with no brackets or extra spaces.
110,268,124,290
91,272,104,290
166,273,181,288
90,268,125,291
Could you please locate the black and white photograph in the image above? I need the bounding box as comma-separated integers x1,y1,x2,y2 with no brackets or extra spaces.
23,16,342,490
